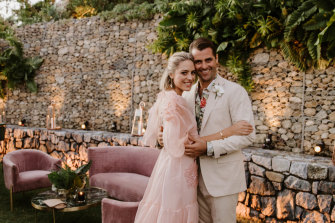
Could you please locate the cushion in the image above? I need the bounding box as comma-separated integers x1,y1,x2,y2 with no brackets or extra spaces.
90,172,149,202
15,170,51,192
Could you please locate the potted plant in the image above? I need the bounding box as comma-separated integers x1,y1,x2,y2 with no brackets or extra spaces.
48,161,92,197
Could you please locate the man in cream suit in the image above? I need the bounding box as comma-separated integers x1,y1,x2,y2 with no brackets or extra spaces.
184,38,255,223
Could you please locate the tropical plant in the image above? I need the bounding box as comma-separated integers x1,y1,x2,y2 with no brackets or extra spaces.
151,0,335,91
48,161,92,191
4,0,335,91
283,0,335,70
0,19,43,98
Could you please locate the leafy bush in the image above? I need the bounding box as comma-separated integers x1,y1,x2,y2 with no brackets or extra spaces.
4,0,335,92
151,0,335,91
48,161,92,190
100,0,157,21
12,0,68,24
0,19,43,98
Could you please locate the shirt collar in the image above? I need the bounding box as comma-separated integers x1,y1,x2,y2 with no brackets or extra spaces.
197,75,218,93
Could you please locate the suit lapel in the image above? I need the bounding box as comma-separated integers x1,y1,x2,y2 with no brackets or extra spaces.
200,76,226,134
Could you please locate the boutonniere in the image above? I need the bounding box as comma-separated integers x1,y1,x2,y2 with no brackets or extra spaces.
212,84,224,99
200,97,206,108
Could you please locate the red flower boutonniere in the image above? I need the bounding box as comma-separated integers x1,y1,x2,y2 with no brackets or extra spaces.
200,97,206,108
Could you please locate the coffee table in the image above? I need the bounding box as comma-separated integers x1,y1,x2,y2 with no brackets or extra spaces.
31,187,107,223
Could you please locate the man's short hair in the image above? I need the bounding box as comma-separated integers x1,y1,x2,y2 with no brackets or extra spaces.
189,37,217,57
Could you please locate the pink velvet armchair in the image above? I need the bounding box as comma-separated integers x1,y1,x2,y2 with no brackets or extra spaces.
88,146,160,223
3,149,61,211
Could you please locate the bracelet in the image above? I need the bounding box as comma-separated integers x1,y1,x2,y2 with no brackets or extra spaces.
219,130,224,139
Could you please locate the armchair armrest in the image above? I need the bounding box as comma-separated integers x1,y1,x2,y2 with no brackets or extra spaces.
36,151,62,171
3,158,19,190
47,156,62,171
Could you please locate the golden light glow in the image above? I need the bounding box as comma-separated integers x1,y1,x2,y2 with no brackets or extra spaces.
108,80,131,117
314,146,321,153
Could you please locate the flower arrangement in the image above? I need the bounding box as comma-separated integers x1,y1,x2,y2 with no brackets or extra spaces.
48,161,92,193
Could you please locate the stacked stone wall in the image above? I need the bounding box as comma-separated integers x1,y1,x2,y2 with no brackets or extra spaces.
1,16,334,155
249,48,335,156
7,16,164,133
239,148,335,222
1,126,334,222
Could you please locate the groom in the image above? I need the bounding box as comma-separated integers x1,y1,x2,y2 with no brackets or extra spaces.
184,38,255,223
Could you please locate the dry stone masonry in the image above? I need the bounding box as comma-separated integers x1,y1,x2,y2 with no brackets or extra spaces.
238,148,335,223
1,126,334,222
1,16,334,155
7,16,164,133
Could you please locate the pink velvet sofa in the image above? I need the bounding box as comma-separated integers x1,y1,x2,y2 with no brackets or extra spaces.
3,149,61,211
87,146,160,223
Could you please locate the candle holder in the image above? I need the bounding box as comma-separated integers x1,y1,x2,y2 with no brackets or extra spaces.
18,119,26,126
262,133,274,150
111,121,117,132
46,101,61,130
131,101,145,136
77,190,86,203
313,140,325,155
81,121,89,130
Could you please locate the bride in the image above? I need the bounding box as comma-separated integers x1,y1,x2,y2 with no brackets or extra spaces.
134,52,252,223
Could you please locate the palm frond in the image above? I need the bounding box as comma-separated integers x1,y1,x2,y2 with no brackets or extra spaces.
307,31,319,60
285,0,318,40
303,13,330,31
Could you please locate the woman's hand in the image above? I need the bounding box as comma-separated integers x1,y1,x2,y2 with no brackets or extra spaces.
229,120,253,136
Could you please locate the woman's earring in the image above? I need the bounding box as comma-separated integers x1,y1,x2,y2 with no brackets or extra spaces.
170,78,174,88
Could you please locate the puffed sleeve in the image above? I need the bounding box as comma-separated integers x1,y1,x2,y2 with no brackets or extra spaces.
162,99,188,158
141,102,160,148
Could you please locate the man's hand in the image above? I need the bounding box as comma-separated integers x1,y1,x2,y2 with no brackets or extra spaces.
185,138,207,158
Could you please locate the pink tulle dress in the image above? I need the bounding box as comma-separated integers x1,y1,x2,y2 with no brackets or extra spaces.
134,90,199,223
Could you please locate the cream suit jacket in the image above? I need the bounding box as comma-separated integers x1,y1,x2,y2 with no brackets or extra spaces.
183,75,255,197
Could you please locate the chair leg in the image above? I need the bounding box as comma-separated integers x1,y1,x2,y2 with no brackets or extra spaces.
10,186,13,211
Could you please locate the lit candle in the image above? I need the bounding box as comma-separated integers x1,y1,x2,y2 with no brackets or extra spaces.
314,145,321,153
18,121,22,126
78,191,85,201
81,124,86,129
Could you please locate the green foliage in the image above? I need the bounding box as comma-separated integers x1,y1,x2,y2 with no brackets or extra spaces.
11,0,68,25
0,20,43,98
48,161,92,190
152,0,335,91
4,0,335,91
283,0,335,70
99,0,157,21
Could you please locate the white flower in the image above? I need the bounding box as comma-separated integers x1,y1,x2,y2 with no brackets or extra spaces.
212,84,224,98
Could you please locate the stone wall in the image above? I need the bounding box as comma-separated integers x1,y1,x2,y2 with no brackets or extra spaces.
1,126,334,222
6,16,164,133
1,16,334,155
239,148,335,222
0,125,141,166
249,49,335,156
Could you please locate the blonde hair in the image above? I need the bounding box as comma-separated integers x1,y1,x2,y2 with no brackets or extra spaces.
160,52,193,91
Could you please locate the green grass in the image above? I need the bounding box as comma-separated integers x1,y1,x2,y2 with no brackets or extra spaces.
0,163,102,223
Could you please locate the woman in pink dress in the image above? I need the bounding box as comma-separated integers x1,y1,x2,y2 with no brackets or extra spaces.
134,52,252,223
